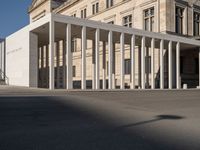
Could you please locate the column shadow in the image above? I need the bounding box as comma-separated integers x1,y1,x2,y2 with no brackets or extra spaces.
116,115,185,129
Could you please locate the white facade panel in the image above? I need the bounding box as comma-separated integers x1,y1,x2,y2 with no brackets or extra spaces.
6,26,31,87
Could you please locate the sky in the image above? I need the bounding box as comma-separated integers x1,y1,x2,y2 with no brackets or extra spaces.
0,0,32,38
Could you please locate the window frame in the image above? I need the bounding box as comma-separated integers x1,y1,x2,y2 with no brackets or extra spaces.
175,6,184,34
106,0,113,9
122,15,132,28
92,2,99,15
143,7,155,32
81,8,87,19
72,66,76,77
193,11,200,36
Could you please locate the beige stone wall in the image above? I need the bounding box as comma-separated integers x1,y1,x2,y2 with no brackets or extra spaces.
30,0,200,88
29,0,51,22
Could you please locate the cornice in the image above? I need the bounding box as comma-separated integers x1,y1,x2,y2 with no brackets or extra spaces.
53,0,80,13
28,0,49,13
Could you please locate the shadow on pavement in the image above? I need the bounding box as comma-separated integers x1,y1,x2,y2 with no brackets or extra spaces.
0,96,190,150
117,115,185,129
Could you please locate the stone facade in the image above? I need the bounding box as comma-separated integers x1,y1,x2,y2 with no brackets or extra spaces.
27,0,200,89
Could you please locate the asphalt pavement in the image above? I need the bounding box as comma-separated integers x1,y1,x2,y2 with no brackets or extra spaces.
0,86,200,150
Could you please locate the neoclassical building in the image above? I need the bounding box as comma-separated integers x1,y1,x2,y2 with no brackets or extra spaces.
4,0,200,90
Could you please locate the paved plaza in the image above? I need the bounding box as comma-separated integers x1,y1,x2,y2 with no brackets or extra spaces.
0,86,200,150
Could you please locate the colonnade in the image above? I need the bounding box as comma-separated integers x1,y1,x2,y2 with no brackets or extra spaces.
46,18,200,90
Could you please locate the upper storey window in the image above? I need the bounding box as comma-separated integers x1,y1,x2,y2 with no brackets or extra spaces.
144,8,154,31
194,12,200,36
81,8,87,19
92,2,99,15
106,0,113,8
71,13,76,17
175,6,184,34
123,15,132,27
107,21,114,24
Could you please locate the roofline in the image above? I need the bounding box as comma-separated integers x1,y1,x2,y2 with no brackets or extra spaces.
28,0,49,13
53,0,80,13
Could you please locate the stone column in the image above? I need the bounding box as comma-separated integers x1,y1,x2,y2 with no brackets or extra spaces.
160,39,164,89
120,32,125,89
138,46,141,88
168,41,172,89
131,35,135,89
176,42,181,89
92,40,96,89
146,47,149,88
151,38,155,89
43,45,47,87
199,48,200,87
108,31,113,89
141,36,146,89
102,41,106,89
46,45,49,87
63,40,66,88
41,46,44,87
49,20,55,90
95,28,100,90
81,26,86,90
66,24,72,90
112,43,116,89
56,42,60,88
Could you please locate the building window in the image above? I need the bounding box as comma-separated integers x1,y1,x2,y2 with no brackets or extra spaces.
144,8,154,31
72,38,77,52
81,8,87,19
73,66,76,77
195,58,199,74
106,0,113,8
194,12,200,36
71,13,76,17
125,59,131,74
123,15,132,27
92,2,99,15
107,21,114,24
175,6,184,34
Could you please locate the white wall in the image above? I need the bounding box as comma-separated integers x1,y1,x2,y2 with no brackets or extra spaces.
6,26,38,87
29,32,38,87
0,40,5,79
